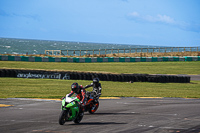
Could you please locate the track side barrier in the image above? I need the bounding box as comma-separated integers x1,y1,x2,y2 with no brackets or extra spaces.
0,69,190,83
0,55,200,62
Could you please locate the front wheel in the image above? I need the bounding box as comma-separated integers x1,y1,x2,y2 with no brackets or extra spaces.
59,110,68,125
74,112,84,124
89,101,99,114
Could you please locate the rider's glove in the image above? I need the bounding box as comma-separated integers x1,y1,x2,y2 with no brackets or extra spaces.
61,97,65,100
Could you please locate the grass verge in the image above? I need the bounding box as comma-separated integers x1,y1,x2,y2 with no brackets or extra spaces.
0,78,200,98
0,61,200,74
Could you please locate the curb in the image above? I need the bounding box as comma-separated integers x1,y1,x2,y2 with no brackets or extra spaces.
0,104,13,107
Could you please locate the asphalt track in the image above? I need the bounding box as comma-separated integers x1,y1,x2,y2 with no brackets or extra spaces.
0,98,200,133
189,75,200,81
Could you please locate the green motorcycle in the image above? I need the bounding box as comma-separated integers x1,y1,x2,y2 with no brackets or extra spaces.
59,96,84,125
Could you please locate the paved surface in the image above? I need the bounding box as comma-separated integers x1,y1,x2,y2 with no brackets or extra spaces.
0,98,200,133
189,75,200,81
177,75,200,81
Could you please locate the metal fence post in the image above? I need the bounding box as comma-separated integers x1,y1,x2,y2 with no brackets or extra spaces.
73,50,75,56
118,49,119,56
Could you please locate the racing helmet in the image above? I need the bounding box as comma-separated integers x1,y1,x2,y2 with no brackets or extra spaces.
71,82,79,92
93,78,99,87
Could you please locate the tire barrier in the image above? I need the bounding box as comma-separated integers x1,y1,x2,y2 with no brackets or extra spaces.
0,55,200,62
0,69,190,83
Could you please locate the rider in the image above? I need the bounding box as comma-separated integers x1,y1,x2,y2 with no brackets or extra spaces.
84,78,102,99
65,82,86,111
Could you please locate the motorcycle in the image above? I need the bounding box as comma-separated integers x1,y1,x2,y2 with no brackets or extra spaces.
59,96,84,125
85,91,100,114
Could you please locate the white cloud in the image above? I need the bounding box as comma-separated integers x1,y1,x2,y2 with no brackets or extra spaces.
157,14,175,24
127,11,200,32
143,15,156,22
128,12,175,24
129,12,139,17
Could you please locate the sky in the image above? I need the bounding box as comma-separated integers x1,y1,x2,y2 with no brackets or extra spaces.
0,0,200,47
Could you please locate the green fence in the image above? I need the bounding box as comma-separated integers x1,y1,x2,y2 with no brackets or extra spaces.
0,55,200,62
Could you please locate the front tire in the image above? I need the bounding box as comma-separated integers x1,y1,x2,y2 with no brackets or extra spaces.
59,110,67,125
89,101,99,114
74,112,84,124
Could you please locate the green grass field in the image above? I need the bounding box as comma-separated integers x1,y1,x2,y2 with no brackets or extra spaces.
0,61,200,74
0,61,200,98
0,78,200,98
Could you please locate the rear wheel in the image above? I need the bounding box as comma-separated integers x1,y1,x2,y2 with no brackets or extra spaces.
59,110,68,125
89,101,99,114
